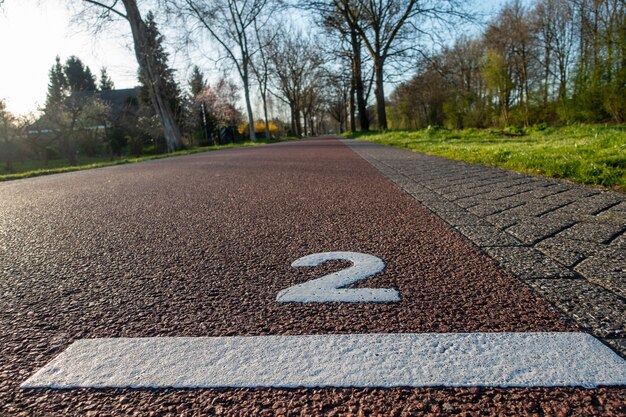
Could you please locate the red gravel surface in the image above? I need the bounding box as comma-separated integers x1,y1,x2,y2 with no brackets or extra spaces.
0,137,624,416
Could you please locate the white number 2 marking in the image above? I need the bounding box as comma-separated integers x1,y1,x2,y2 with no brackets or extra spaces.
276,252,400,303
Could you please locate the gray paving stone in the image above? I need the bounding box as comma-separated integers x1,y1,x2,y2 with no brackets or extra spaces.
443,185,497,201
467,201,525,217
447,195,483,208
506,216,577,245
479,186,536,201
554,192,624,216
484,247,576,279
435,211,491,226
537,193,579,207
599,201,626,222
528,184,572,198
611,233,626,247
552,187,601,199
456,225,523,247
414,190,451,202
575,247,626,298
493,192,539,206
465,177,514,189
557,221,626,244
421,199,465,213
485,212,534,229
528,279,625,338
435,183,473,194
500,182,542,196
535,237,607,268
502,200,572,218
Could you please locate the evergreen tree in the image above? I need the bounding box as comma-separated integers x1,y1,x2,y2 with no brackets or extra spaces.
45,56,68,108
42,55,107,166
138,12,184,129
99,67,115,91
64,56,97,92
189,65,206,96
188,65,210,145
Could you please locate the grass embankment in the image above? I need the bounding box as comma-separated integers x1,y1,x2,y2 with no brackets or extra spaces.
345,125,626,191
0,137,295,182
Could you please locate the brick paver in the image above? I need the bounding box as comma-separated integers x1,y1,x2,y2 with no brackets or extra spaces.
345,139,626,357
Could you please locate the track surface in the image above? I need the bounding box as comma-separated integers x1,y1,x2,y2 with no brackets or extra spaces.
1,137,624,415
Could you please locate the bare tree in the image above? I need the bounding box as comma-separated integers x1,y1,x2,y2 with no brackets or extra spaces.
267,30,324,137
332,0,469,129
484,0,534,126
324,71,351,133
168,0,276,142
251,23,276,140
312,2,371,131
78,0,182,152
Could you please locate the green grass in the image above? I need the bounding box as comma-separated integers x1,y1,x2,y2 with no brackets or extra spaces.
345,124,626,191
0,137,296,182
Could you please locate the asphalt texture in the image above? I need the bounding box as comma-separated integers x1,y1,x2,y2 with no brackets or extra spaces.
1,137,624,416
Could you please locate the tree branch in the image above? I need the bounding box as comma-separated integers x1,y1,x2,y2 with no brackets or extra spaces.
82,0,128,19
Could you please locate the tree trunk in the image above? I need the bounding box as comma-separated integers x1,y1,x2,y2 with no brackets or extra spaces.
243,87,256,142
121,0,181,152
295,109,303,136
242,65,256,142
373,58,387,130
262,91,270,139
543,41,550,106
351,28,369,131
521,52,530,126
349,78,356,132
290,104,296,136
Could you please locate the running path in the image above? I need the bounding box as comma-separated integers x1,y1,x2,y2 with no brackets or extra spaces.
0,138,624,415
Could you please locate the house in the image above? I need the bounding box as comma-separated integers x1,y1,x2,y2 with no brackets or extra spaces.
27,88,139,136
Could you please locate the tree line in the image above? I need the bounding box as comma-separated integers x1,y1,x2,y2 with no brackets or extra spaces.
389,0,626,129
1,0,623,173
5,0,468,168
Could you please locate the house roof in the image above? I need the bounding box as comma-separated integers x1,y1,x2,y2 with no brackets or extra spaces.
94,88,137,115
75,88,139,116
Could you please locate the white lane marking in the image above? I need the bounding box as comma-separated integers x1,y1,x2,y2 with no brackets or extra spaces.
277,252,400,303
21,333,626,389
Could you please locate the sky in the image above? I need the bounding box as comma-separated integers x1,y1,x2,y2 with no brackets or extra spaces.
0,0,515,116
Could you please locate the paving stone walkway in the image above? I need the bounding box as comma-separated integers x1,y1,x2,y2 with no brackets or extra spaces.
344,139,626,357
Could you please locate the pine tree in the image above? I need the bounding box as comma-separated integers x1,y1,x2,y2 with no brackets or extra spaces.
138,12,183,128
189,65,206,96
45,56,68,108
64,56,97,92
99,67,115,91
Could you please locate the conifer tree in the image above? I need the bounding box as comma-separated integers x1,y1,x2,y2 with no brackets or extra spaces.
64,56,97,92
138,12,184,132
45,56,68,108
99,67,115,91
189,66,206,97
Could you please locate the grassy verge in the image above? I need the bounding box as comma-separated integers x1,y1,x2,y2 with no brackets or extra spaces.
344,125,626,191
0,137,296,182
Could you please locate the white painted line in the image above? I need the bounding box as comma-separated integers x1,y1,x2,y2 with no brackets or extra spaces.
21,333,626,389
277,252,400,302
